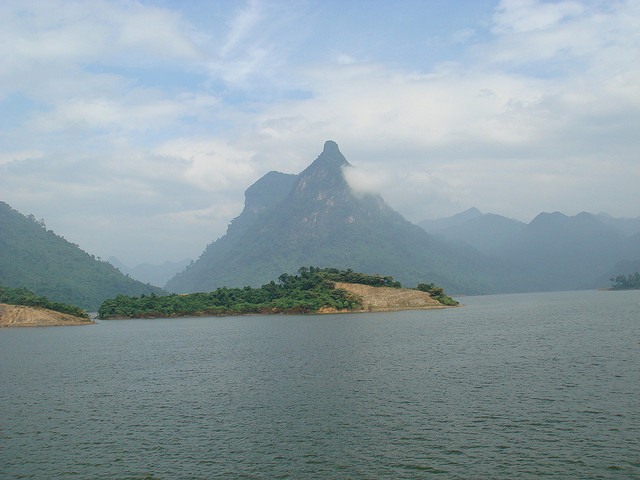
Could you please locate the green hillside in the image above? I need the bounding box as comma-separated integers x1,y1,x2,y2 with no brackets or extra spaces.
0,202,165,310
0,284,89,319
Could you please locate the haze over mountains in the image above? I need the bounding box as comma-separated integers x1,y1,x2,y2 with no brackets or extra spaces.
108,257,191,288
1,141,638,307
163,141,636,295
166,141,639,295
419,208,640,291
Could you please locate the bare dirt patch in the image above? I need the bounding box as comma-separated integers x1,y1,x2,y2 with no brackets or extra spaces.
332,282,452,312
0,304,94,327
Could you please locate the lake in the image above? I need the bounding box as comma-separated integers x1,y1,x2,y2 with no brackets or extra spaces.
1,289,639,479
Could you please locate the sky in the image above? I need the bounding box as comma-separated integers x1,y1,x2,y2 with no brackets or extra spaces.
1,0,639,266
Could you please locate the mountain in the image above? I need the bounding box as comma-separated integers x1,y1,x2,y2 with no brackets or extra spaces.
422,209,640,291
500,211,627,290
419,207,484,232
419,208,525,255
166,141,506,295
0,202,165,310
108,256,191,286
594,213,640,237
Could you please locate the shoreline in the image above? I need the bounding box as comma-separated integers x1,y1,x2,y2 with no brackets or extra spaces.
101,302,454,320
101,283,458,320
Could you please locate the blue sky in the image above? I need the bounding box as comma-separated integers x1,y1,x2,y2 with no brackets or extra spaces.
1,0,639,265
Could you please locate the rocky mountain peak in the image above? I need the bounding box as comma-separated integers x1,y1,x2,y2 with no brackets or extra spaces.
293,141,351,200
300,140,349,175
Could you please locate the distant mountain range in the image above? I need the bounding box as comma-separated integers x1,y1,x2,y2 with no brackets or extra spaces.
3,141,637,304
0,202,165,310
419,208,640,290
166,141,508,294
108,257,191,287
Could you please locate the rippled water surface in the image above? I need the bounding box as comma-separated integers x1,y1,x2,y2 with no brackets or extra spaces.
2,289,639,479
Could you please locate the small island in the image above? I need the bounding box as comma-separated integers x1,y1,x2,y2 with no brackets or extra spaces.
98,267,459,319
0,285,93,327
610,272,640,290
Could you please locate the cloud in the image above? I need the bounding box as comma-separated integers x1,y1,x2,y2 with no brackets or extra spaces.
0,149,44,166
486,0,639,67
242,1,639,221
0,0,199,67
30,92,218,134
492,0,584,34
2,0,639,265
342,164,391,196
154,139,257,191
220,0,263,58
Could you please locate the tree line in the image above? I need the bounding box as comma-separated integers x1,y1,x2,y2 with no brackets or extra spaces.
610,272,640,290
98,267,457,319
416,283,459,306
0,285,90,319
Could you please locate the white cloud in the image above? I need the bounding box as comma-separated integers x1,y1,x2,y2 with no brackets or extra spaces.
486,0,639,66
492,0,584,34
342,164,391,196
220,0,263,58
0,150,44,166
30,92,218,134
154,139,257,191
2,0,639,265
0,0,199,69
241,0,639,222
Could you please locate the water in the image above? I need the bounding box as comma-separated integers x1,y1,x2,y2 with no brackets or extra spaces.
1,289,639,479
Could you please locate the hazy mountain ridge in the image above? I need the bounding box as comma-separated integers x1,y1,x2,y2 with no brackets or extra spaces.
166,142,509,294
419,208,525,256
4,138,634,303
108,256,192,287
0,202,165,310
420,209,640,290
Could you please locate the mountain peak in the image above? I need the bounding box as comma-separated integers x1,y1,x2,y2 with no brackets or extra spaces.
292,141,350,200
322,140,340,154
301,140,349,175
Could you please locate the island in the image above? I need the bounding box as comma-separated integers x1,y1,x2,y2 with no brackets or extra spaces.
610,272,640,290
0,285,93,327
98,267,459,319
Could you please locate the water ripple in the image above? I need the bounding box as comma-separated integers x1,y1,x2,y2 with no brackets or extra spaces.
1,290,639,479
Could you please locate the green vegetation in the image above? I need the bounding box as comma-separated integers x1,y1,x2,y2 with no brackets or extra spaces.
0,285,89,319
302,266,402,288
610,272,640,290
99,267,362,319
99,267,453,319
0,202,165,310
416,283,459,306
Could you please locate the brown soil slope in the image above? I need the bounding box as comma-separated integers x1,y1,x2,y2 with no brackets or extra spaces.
333,282,452,312
0,304,94,327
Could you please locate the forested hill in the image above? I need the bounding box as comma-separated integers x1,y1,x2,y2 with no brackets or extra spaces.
0,285,89,319
0,202,165,310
